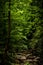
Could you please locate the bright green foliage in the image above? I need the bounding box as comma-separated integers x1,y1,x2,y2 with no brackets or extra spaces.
10,0,33,51
10,0,43,50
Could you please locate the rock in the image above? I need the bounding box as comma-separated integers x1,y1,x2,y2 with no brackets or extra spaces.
27,55,36,59
15,55,22,59
15,52,40,65
15,54,26,63
26,54,32,59
35,57,40,60
20,56,26,60
26,59,33,62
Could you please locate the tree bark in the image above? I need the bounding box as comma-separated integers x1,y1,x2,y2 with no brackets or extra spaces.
1,0,11,65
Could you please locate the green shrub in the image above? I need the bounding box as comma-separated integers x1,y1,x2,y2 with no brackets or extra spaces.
24,62,30,65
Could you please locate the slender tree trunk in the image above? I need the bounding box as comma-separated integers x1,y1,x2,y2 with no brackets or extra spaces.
5,0,11,59
1,0,11,65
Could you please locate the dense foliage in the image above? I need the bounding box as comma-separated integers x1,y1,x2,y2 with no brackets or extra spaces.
0,0,43,65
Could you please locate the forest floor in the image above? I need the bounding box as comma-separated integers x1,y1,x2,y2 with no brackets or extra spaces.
14,50,40,65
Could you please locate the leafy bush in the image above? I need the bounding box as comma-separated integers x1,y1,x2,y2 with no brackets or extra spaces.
24,62,30,65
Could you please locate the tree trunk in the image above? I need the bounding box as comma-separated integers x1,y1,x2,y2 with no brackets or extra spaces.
1,0,11,65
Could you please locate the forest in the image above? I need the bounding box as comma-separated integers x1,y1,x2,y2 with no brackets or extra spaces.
0,0,43,65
